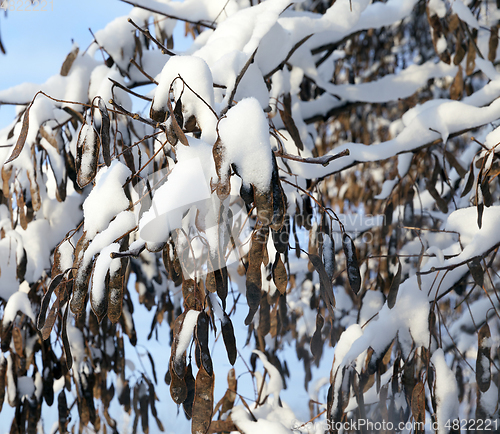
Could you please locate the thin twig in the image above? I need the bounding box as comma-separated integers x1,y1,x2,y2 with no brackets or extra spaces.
128,18,176,56
416,240,500,276
130,58,158,84
222,48,258,115
264,34,313,80
275,148,350,167
174,75,219,119
109,77,153,101
109,98,159,128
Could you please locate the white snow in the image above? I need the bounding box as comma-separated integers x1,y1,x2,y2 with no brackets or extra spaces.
218,97,273,192
3,290,35,326
451,0,480,29
67,323,86,370
94,16,136,69
484,125,500,150
153,55,217,143
91,243,121,312
175,309,200,362
428,0,446,18
83,160,132,239
431,349,459,433
445,206,500,265
253,350,284,403
84,211,136,265
139,156,211,243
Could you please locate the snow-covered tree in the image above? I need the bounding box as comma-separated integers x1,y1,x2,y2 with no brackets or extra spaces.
0,0,499,433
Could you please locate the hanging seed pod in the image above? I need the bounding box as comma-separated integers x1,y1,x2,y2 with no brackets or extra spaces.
221,315,237,366
258,296,270,338
60,45,79,76
95,97,111,166
70,232,92,316
411,382,425,430
403,188,414,226
76,123,100,188
272,253,288,295
254,188,273,227
218,368,237,417
309,254,335,318
240,182,254,209
118,381,131,412
322,233,335,282
245,227,268,325
0,356,6,412
212,138,231,200
6,354,17,408
90,271,109,324
139,386,149,434
195,312,213,377
270,153,286,230
387,258,401,309
278,93,304,151
301,195,313,230
183,363,196,420
455,364,464,403
191,367,214,434
182,278,198,311
476,323,491,393
171,312,188,379
342,233,361,295
37,271,65,331
108,258,128,323
468,258,484,288
272,214,289,254
58,390,68,434
310,313,324,364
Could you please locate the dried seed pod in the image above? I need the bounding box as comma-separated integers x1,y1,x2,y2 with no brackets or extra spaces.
411,382,425,430
245,227,268,325
309,254,335,318
60,45,79,76
0,356,6,412
191,367,214,434
196,312,213,377
258,296,270,338
310,313,324,364
254,188,273,227
6,354,17,408
272,214,289,254
278,93,304,151
108,258,127,323
70,233,92,316
212,138,230,200
76,123,100,188
272,254,288,295
476,323,491,393
468,258,484,288
387,258,401,309
58,390,68,434
221,315,237,366
342,233,361,295
322,233,335,282
270,153,286,230
183,363,196,420
95,97,111,166
170,360,188,405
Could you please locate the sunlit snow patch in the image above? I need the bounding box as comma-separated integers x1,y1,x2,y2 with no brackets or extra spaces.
138,157,248,279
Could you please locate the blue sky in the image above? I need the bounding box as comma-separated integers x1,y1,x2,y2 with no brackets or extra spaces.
0,1,142,128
